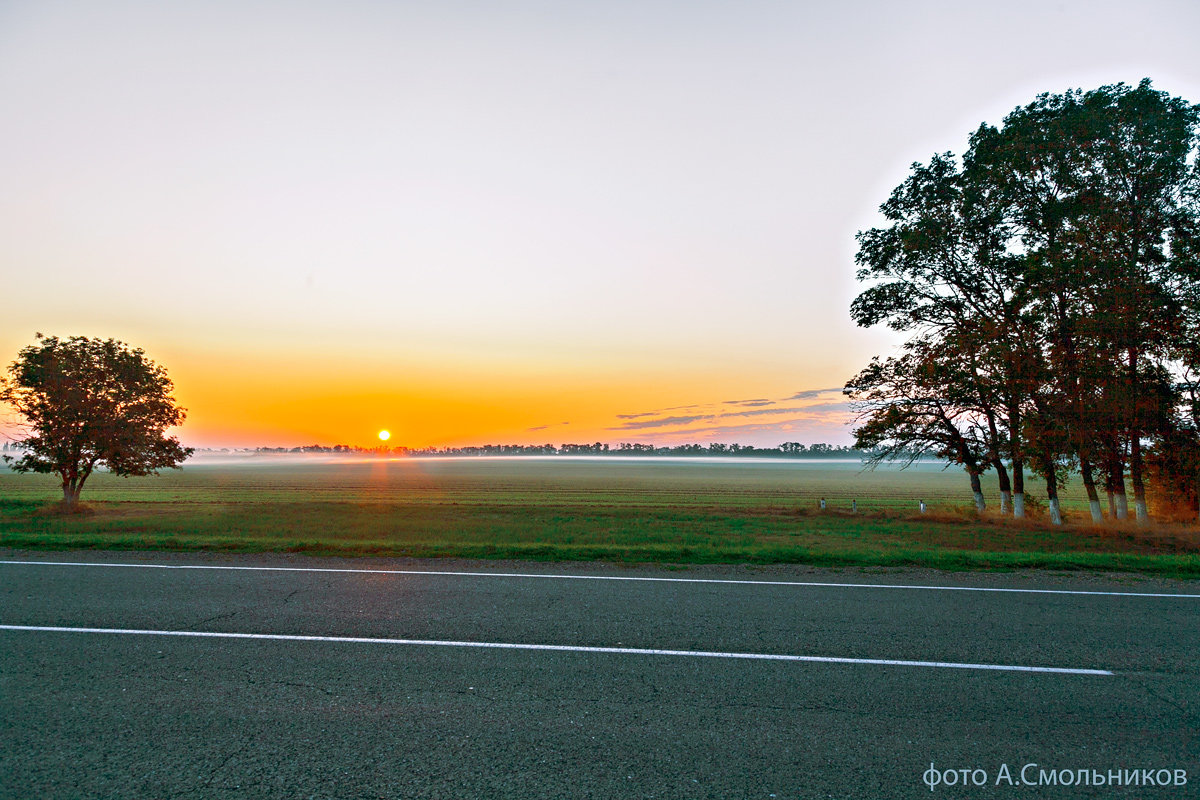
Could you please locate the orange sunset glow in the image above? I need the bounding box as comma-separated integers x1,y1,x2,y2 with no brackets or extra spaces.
149,342,856,449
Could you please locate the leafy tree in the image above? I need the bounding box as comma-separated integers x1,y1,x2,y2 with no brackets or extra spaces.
0,334,193,507
850,150,1040,515
847,345,993,511
851,79,1200,524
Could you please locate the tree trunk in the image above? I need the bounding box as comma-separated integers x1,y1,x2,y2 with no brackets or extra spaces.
59,468,88,509
993,459,1011,514
1111,466,1129,520
1044,461,1062,525
1012,459,1025,518
1080,457,1104,524
968,469,985,513
1004,401,1025,518
1102,439,1122,520
1127,349,1149,524
1130,435,1149,523
60,481,82,508
1049,495,1062,526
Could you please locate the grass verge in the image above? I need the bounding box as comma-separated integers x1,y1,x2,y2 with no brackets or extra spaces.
2,498,1197,577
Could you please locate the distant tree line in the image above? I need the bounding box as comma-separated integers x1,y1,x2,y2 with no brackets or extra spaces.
248,442,872,458
847,80,1200,524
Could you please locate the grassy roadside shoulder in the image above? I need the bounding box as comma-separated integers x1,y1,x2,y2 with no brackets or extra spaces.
2,498,1197,578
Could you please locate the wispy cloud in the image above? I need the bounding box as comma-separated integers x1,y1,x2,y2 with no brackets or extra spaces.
527,421,571,432
616,403,712,420
723,398,773,407
602,388,855,442
798,401,853,413
609,414,716,431
718,406,806,418
785,387,842,401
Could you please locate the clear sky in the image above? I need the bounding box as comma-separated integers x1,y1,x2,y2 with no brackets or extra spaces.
2,0,1197,448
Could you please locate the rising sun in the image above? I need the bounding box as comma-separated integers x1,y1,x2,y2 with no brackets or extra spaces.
378,430,391,441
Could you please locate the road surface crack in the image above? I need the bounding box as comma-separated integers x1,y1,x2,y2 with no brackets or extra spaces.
192,609,241,627
1130,676,1191,716
201,750,239,789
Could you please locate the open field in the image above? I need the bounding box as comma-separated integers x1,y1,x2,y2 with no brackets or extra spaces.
1,457,1197,575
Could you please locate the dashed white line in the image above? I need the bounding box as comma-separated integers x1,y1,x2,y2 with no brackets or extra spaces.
0,625,1115,675
0,559,1195,598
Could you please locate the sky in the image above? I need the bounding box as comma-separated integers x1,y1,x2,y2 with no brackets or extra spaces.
1,0,1198,449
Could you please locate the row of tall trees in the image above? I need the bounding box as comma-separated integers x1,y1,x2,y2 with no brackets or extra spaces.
846,80,1200,524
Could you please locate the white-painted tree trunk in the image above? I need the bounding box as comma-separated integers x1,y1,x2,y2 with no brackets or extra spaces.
999,491,1011,515
1115,494,1128,520
1013,493,1025,518
1135,500,1148,524
1088,500,1103,524
973,492,986,513
1049,498,1062,526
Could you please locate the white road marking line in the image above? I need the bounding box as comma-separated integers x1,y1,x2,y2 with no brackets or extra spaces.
0,624,1115,675
1,559,1196,598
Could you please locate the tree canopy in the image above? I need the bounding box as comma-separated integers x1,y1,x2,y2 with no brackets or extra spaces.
847,79,1200,524
1,334,193,506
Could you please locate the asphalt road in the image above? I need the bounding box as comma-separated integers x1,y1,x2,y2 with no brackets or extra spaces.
1,550,1196,799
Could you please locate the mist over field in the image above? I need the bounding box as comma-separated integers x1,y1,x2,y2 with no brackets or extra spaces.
177,450,880,467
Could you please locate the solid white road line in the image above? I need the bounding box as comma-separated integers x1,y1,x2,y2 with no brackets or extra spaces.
0,559,1196,598
0,624,1115,675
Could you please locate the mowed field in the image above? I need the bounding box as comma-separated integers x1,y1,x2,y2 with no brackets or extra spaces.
1,456,1197,575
